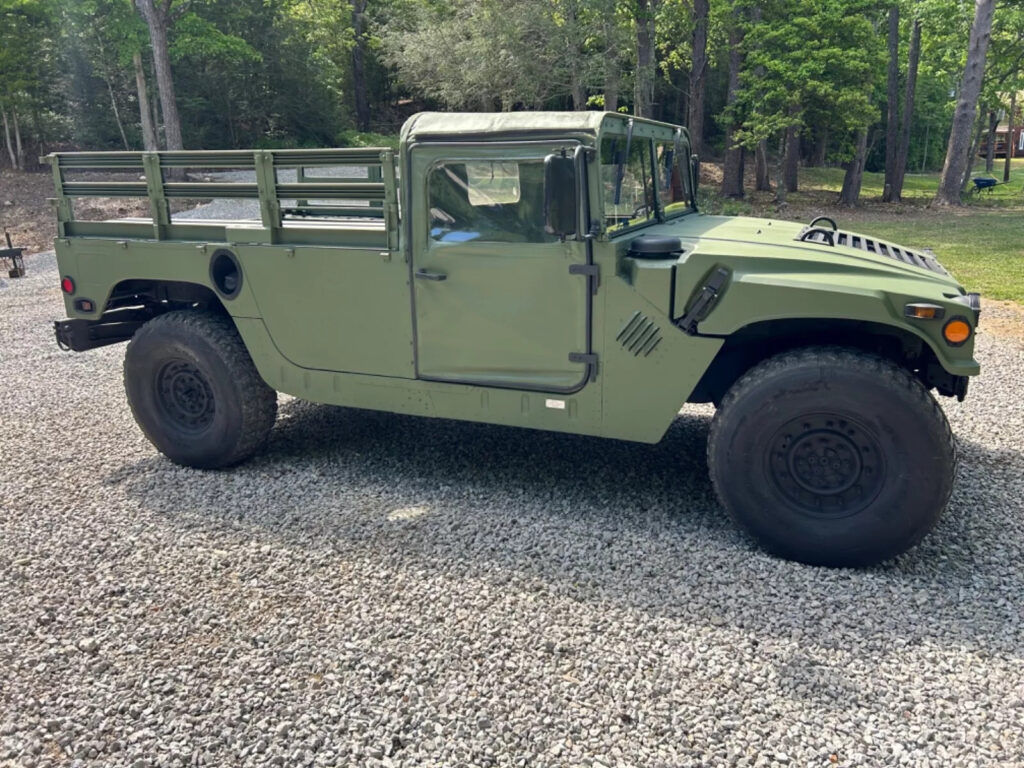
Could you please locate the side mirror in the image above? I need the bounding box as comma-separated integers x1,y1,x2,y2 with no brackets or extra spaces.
544,154,577,238
690,153,700,198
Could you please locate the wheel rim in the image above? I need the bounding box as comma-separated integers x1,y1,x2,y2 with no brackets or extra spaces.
766,413,885,517
155,359,215,433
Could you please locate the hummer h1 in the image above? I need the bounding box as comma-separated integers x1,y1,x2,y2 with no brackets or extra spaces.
47,112,981,566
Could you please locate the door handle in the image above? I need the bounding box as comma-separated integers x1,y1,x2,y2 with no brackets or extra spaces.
415,268,447,282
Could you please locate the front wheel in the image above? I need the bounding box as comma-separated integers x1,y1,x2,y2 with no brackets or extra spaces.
707,347,956,567
124,310,277,469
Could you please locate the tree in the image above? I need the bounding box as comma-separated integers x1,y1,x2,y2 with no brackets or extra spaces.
881,5,900,201
934,0,996,206
731,0,885,202
839,129,870,205
1005,90,1017,183
721,1,745,197
634,0,658,117
888,16,922,201
687,0,708,154
351,0,370,130
135,0,184,151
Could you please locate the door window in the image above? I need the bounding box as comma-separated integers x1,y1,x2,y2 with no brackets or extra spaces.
428,159,556,244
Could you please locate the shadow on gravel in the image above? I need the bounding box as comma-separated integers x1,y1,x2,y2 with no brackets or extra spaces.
113,400,1024,662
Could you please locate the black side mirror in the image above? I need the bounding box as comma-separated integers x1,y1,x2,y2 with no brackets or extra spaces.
690,153,700,198
544,154,577,238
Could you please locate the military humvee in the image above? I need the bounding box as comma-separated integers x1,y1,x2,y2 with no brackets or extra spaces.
47,112,980,566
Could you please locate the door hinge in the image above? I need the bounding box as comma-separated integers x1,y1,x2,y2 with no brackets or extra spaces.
569,263,600,293
569,352,598,381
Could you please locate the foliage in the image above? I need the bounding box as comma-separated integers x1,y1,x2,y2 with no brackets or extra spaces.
0,0,1022,209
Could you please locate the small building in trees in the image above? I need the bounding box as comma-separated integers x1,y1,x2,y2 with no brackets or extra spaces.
979,124,1024,158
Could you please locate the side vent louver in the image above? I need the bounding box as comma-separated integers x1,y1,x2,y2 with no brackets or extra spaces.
616,312,662,357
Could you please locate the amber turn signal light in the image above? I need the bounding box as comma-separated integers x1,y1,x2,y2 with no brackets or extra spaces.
904,303,945,320
943,317,972,346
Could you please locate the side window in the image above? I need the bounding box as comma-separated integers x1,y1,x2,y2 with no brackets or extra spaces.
655,141,691,216
428,159,556,244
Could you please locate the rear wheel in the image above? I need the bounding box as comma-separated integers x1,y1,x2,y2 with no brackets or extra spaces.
124,311,277,468
707,347,955,566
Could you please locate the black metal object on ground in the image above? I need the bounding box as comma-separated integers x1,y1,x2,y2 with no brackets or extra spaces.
1,229,26,278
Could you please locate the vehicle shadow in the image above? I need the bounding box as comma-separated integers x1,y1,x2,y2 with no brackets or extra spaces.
114,398,1024,664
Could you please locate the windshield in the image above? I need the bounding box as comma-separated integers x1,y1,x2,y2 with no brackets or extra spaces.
601,137,656,231
600,136,692,233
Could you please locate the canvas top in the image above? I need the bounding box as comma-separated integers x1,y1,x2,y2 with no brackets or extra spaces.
399,111,684,144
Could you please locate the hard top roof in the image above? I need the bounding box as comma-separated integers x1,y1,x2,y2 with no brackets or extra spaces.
400,111,684,144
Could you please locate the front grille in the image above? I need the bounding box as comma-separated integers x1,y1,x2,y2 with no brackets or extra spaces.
798,227,948,275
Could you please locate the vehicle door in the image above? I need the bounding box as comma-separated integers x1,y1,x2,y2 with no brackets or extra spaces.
409,142,591,392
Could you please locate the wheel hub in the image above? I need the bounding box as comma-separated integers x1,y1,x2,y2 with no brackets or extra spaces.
768,414,884,516
156,360,215,431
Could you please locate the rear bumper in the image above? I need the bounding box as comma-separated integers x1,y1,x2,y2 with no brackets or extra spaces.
55,310,148,352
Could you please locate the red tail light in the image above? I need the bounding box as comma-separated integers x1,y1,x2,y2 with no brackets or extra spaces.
61,276,75,295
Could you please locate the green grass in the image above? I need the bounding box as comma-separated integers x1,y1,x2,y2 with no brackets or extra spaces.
863,215,1024,302
799,157,1024,207
707,157,1024,303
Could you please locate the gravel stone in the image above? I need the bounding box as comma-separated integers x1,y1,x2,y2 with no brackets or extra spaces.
1,248,1023,766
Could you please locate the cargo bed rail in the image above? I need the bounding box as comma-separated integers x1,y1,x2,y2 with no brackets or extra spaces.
42,148,399,249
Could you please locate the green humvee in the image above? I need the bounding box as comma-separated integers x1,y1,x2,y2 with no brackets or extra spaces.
47,112,980,566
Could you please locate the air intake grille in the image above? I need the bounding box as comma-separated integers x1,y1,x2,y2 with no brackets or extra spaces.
617,312,662,356
798,228,948,275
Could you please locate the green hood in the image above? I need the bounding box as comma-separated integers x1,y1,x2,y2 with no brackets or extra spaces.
653,214,964,290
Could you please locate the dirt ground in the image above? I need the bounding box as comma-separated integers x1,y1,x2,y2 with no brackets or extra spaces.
4,167,1021,343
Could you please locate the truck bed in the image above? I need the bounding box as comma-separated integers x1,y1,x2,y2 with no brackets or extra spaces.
44,147,399,251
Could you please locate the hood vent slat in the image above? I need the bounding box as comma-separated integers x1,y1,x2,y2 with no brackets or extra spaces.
796,226,948,275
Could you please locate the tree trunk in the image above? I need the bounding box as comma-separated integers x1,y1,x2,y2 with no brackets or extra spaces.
13,109,23,171
934,0,997,206
721,7,744,197
783,110,800,193
603,65,619,113
134,50,159,151
1,107,15,170
572,79,587,111
634,0,657,118
149,54,161,144
688,0,709,157
882,5,900,202
961,110,986,193
351,0,371,131
104,75,131,150
136,0,184,152
1004,91,1016,182
812,128,828,167
984,109,998,173
774,136,787,204
839,129,869,206
755,139,771,191
890,18,921,201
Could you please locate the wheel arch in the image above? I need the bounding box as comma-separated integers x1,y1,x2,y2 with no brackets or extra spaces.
104,278,230,316
688,317,960,405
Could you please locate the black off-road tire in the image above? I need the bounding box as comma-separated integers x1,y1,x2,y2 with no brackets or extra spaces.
707,347,955,567
124,310,278,469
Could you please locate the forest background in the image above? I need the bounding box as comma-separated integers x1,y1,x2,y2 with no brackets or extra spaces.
1,0,1023,208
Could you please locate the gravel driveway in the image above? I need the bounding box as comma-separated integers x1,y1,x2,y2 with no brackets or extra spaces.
2,250,1023,768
